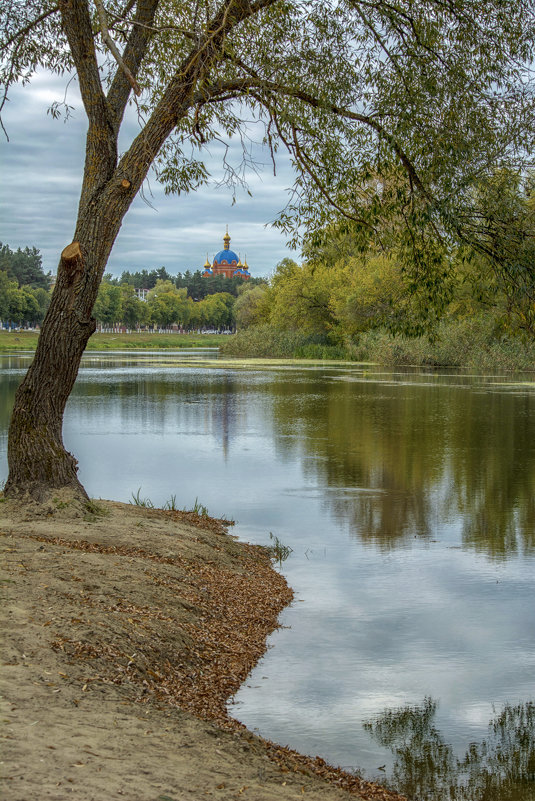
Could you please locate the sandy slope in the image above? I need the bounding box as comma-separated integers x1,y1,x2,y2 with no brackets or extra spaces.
0,496,405,801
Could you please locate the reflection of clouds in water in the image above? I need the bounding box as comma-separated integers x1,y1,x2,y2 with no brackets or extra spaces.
2,359,535,798
236,538,535,787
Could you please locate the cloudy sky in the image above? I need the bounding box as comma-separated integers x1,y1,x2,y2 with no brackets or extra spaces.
0,71,298,279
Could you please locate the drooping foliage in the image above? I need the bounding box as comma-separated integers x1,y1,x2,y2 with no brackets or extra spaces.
1,0,533,263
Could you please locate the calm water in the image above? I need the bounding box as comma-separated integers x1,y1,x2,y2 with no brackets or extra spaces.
1,351,534,800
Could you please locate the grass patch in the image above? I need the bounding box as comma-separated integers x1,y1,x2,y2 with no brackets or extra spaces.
266,532,293,566
0,330,227,352
52,497,71,509
83,500,111,522
163,494,179,511
130,490,212,517
130,488,154,508
88,332,226,349
188,497,209,517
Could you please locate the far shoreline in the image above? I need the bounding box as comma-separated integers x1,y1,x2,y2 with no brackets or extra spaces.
0,329,228,351
2,328,534,373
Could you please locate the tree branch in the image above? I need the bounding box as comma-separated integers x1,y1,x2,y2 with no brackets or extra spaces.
59,0,119,216
284,115,381,237
107,0,160,123
93,0,141,96
195,73,431,203
115,0,279,190
0,5,60,51
58,0,107,123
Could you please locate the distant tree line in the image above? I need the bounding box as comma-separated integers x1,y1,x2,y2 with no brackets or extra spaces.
97,269,267,330
111,267,266,300
0,244,268,330
0,243,52,327
94,280,238,330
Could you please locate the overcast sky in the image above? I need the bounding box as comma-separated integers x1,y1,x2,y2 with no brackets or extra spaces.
0,71,298,279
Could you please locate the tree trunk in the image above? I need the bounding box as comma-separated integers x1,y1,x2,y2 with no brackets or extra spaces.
4,241,97,501
3,2,210,501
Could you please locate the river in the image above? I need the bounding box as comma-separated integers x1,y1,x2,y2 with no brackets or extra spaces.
1,350,534,800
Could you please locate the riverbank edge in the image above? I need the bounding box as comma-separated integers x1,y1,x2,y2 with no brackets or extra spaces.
0,496,406,801
3,327,534,372
0,331,227,352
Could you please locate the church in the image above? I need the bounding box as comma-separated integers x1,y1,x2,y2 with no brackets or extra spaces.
202,230,251,279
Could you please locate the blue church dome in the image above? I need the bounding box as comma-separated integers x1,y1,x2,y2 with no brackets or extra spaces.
214,249,239,264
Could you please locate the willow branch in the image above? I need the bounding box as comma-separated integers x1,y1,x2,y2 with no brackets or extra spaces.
0,5,60,51
59,0,107,122
107,0,160,121
94,0,141,96
110,0,278,201
196,73,430,203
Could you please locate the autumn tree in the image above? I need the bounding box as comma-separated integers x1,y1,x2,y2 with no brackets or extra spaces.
1,0,533,499
234,282,270,329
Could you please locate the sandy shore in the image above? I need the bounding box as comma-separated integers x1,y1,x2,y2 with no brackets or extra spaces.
0,496,406,801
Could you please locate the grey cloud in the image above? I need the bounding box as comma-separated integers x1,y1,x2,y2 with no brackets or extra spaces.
0,73,298,277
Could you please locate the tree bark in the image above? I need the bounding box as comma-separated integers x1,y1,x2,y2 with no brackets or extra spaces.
5,241,97,501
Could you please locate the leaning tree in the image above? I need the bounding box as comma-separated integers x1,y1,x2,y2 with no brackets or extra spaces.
1,0,533,499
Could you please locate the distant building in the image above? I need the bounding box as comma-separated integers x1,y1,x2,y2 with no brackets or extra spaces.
202,230,251,279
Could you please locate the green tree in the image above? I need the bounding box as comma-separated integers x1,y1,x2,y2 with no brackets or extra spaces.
456,171,535,336
31,287,51,322
119,284,149,328
0,271,17,321
268,258,336,337
2,0,533,498
200,291,235,329
93,282,123,325
147,280,191,327
234,283,270,329
6,286,41,325
0,243,51,289
328,253,408,337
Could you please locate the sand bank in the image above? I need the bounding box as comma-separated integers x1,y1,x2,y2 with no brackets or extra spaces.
0,497,405,801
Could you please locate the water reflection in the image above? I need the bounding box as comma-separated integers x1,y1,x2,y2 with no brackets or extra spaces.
1,360,534,558
365,698,535,800
266,373,535,558
0,355,534,801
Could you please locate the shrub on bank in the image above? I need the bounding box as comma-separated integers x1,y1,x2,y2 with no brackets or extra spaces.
221,317,535,371
220,325,327,358
293,342,354,360
354,316,535,371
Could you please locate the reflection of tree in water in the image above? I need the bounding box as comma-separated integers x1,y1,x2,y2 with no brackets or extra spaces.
0,358,33,432
364,697,535,800
2,364,534,558
269,374,535,558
